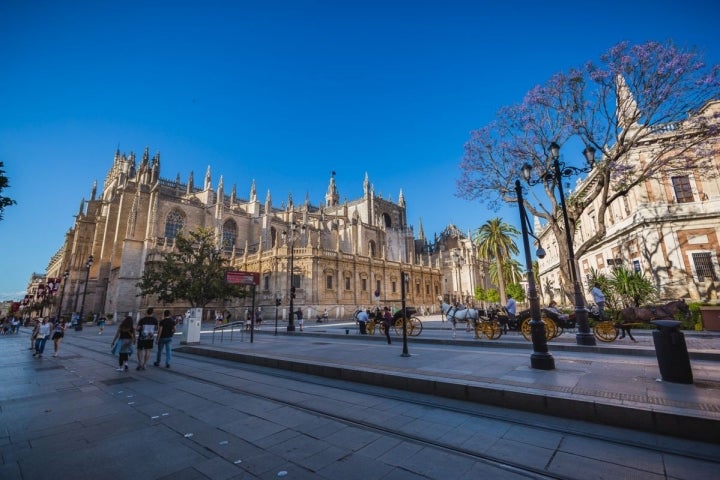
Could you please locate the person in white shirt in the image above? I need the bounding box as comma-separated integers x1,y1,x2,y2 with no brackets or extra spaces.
504,295,516,334
33,317,52,358
356,309,369,334
591,283,606,320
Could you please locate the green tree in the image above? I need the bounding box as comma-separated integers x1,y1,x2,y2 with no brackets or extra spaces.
472,218,519,304
458,41,720,301
137,227,246,308
485,289,500,304
474,286,488,304
0,161,17,221
506,283,526,303
489,258,523,288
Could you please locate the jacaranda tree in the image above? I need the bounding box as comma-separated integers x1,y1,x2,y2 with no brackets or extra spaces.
458,41,720,301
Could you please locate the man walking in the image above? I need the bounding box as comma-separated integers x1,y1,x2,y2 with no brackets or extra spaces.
154,309,176,368
136,307,158,370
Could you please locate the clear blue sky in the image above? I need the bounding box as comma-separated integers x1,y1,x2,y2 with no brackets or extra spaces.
1,0,719,301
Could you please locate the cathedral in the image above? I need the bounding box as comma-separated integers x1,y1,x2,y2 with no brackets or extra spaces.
43,148,460,322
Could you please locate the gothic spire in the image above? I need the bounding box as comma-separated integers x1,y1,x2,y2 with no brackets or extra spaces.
325,170,339,207
204,166,211,190
187,171,194,194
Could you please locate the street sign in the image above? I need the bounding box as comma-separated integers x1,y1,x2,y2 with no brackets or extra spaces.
225,270,259,286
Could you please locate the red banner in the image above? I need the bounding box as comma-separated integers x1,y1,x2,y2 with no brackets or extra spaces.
225,270,259,286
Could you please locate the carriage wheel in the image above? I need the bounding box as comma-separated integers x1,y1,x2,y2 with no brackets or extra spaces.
474,321,482,339
521,318,556,341
366,320,376,335
521,318,532,341
409,317,423,336
593,321,618,342
543,317,558,340
483,321,502,340
393,318,404,336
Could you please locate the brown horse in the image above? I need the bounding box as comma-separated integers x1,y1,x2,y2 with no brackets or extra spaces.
617,300,691,341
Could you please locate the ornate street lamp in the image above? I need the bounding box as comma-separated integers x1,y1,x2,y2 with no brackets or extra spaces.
515,179,554,370
452,251,464,304
56,270,70,322
282,224,306,332
522,142,597,346
75,255,93,332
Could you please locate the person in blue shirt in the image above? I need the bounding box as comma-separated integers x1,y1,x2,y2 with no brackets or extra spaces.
504,295,516,334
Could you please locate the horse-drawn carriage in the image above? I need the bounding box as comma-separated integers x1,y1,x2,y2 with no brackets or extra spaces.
514,307,578,341
355,307,423,337
439,302,503,340
591,299,690,342
516,299,690,342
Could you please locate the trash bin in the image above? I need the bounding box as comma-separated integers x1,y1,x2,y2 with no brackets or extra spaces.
651,320,693,384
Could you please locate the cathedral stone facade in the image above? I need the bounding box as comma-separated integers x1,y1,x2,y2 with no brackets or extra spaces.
46,148,448,322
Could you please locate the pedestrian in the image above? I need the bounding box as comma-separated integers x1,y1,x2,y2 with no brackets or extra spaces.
382,307,393,344
33,317,52,358
29,319,39,350
11,317,19,334
255,307,263,329
296,308,304,331
245,308,252,331
97,315,106,335
136,307,158,371
504,294,516,334
154,309,176,368
111,315,135,372
356,308,369,334
591,283,606,321
51,317,66,357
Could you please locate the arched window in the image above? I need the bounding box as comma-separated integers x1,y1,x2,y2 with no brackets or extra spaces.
222,219,237,252
368,240,376,258
383,213,392,228
164,210,185,240
270,226,278,248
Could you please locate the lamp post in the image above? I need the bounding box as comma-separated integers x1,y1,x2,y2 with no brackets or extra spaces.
75,255,93,331
515,180,554,370
56,270,69,321
522,142,597,346
282,224,305,332
452,251,464,304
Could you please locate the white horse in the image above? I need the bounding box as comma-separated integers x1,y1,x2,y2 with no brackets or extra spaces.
440,302,480,338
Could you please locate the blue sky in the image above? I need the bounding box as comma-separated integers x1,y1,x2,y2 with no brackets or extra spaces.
1,0,719,301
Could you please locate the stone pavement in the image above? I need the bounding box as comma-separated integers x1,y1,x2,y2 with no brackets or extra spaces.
1,320,719,480
183,315,720,443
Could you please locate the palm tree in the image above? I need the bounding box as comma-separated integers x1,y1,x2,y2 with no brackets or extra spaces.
472,218,519,304
489,258,523,287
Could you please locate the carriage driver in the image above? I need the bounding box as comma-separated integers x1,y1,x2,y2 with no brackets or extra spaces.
591,283,606,321
356,308,369,335
504,294,516,334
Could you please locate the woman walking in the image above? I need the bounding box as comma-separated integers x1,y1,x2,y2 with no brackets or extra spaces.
33,317,52,358
111,316,135,372
51,318,66,357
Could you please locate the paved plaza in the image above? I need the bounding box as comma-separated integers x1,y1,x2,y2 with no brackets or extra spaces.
1,317,719,479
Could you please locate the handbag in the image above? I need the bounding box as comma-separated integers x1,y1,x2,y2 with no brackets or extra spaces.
111,341,120,356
